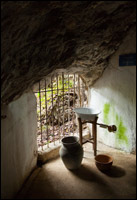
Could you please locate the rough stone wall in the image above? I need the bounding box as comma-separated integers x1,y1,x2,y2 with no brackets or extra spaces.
1,1,136,104
1,91,37,199
88,25,136,153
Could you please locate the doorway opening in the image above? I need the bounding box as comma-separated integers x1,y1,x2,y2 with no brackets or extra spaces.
34,73,88,151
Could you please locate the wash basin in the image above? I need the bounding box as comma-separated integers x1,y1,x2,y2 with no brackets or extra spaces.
74,107,101,121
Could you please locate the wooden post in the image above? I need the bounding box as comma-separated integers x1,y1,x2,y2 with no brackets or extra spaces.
78,118,82,146
92,117,98,156
68,74,70,133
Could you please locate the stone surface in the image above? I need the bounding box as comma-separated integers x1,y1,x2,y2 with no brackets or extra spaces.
1,1,136,104
15,142,136,199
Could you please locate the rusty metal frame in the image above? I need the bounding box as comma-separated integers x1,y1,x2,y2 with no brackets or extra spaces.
35,73,88,150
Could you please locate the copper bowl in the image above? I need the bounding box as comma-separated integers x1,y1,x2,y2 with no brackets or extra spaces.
95,154,113,171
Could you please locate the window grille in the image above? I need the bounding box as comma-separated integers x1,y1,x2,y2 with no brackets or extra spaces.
34,73,88,151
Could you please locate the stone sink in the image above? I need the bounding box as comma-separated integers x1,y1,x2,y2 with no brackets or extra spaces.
74,107,101,121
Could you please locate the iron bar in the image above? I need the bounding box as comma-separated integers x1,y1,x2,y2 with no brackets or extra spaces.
34,87,87,94
35,73,88,150
73,73,76,135
56,73,61,142
78,117,83,145
81,77,84,107
78,75,81,107
39,81,43,150
45,79,49,148
51,76,55,145
68,74,70,134
62,72,65,138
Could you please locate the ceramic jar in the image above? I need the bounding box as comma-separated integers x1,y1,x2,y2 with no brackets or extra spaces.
59,136,83,170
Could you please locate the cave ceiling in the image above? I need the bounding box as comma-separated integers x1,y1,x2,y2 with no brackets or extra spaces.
1,1,136,104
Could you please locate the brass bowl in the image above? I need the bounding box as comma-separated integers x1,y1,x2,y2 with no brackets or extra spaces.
95,154,113,171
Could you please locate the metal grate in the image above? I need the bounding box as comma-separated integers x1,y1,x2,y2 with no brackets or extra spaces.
34,73,88,151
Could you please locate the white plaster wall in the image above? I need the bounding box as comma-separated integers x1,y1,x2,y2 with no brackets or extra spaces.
1,91,37,199
88,26,136,153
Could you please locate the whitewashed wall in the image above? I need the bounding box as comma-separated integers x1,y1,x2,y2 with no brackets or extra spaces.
1,91,37,199
88,26,136,153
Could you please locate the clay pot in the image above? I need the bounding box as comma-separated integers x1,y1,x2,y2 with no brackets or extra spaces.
95,154,113,171
59,136,83,170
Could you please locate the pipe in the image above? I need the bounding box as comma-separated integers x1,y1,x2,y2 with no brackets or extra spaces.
97,123,117,132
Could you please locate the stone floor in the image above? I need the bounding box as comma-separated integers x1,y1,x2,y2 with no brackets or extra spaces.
16,142,136,199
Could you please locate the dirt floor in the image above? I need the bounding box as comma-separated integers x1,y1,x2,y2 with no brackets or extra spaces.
16,142,136,199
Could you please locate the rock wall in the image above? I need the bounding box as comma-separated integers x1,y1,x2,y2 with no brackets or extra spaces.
1,2,136,199
1,91,37,199
1,1,136,104
88,26,136,152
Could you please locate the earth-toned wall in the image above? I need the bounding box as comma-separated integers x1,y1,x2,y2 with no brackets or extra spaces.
1,1,136,104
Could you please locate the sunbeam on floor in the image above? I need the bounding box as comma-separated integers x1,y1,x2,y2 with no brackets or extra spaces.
16,142,136,199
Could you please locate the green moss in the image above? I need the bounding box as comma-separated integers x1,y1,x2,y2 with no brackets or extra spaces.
116,114,119,123
103,103,110,124
116,117,128,145
103,103,128,146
